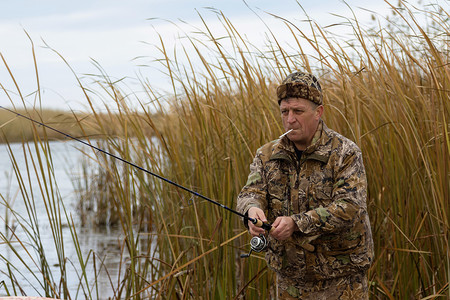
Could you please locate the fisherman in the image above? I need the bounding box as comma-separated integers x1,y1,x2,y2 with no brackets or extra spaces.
236,71,374,299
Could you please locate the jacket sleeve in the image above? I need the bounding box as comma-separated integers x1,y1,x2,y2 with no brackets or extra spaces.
236,151,268,221
292,148,368,236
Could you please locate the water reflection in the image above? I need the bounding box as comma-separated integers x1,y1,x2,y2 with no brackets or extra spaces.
0,141,123,298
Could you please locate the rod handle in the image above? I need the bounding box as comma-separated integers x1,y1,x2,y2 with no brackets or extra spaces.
252,219,272,232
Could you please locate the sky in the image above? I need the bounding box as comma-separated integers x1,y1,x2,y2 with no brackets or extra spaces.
0,0,446,111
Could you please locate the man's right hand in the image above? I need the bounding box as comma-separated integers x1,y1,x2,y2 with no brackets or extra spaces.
247,207,268,236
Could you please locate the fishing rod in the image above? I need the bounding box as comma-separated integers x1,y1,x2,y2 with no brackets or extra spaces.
0,106,272,236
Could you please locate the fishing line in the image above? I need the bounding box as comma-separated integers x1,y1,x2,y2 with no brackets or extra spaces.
0,105,272,231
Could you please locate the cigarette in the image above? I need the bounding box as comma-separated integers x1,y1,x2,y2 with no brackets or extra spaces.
279,129,293,139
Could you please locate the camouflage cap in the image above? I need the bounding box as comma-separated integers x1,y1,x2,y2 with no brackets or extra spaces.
277,71,323,105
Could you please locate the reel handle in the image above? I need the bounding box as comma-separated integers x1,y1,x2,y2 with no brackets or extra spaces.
240,249,252,258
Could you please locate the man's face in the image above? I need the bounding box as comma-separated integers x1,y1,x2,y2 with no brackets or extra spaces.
280,97,324,150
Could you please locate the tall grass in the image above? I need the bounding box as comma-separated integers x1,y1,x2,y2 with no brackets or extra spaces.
0,1,448,299
0,127,93,298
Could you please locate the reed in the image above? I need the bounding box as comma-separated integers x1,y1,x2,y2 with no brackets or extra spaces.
0,127,92,298
0,1,448,299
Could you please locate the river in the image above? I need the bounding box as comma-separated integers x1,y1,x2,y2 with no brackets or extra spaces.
0,140,123,298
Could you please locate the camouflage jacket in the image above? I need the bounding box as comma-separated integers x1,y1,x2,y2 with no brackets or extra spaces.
237,121,374,282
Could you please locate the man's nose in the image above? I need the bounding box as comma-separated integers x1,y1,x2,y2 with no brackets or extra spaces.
287,111,296,123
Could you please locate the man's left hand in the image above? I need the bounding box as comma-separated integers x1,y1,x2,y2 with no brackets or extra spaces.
270,216,298,240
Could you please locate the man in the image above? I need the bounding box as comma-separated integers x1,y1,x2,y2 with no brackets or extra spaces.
237,71,374,299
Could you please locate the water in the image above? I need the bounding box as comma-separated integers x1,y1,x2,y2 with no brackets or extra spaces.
0,140,123,298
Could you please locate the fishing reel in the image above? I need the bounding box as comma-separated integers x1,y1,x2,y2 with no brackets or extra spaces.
240,234,268,258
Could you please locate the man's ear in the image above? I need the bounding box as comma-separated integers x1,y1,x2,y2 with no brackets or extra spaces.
315,105,324,120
